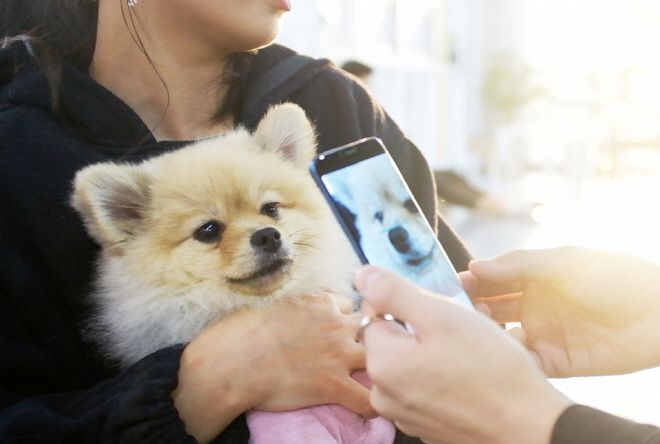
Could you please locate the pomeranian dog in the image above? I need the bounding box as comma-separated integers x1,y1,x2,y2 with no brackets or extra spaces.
71,103,358,366
71,103,395,444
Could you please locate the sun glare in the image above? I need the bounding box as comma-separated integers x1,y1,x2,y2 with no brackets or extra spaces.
508,2,660,424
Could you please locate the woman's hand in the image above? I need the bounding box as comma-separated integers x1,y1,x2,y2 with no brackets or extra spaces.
172,292,373,444
462,246,660,378
356,266,572,444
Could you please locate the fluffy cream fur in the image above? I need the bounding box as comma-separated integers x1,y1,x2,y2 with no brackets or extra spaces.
71,103,357,366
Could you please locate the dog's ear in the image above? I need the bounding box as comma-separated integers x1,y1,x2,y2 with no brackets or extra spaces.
253,103,317,169
71,162,153,249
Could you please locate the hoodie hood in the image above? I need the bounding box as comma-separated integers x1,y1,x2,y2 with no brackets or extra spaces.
238,44,333,130
0,43,153,148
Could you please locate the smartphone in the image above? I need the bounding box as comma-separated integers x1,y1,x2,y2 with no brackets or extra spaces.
309,137,473,309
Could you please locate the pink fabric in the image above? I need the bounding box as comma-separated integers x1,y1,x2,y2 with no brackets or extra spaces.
246,371,395,444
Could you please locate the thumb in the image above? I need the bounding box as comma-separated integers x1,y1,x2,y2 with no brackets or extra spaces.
336,377,378,419
354,265,458,335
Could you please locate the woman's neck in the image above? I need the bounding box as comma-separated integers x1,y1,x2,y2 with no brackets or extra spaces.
90,2,234,141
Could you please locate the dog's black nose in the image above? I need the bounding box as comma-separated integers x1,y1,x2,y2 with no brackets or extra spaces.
388,226,411,253
251,227,282,253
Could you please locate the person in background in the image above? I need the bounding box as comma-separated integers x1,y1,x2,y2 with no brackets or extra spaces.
357,246,660,444
0,0,471,442
341,60,374,85
433,170,508,217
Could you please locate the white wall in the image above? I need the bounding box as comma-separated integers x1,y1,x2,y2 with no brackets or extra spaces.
276,0,528,176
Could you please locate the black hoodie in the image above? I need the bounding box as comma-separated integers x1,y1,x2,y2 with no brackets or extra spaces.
0,42,469,443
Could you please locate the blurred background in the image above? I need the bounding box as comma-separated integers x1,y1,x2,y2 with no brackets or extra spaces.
278,0,660,428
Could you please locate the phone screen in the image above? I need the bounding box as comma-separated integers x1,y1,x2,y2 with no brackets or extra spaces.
311,138,473,309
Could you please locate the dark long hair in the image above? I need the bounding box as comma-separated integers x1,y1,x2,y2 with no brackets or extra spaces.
0,0,252,122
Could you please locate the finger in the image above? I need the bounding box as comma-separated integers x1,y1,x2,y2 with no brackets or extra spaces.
346,341,367,369
331,292,357,314
472,301,491,317
362,323,414,391
458,270,480,298
360,299,378,317
461,271,507,318
394,422,427,443
369,385,401,419
336,376,378,419
474,293,522,323
370,386,422,433
460,269,515,307
346,312,369,344
464,264,527,298
346,311,365,325
360,313,412,347
354,266,460,335
468,247,575,297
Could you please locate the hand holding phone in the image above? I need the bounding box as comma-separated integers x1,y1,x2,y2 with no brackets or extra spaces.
310,137,473,309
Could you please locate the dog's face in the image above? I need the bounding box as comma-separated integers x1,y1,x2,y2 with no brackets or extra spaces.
332,156,438,272
358,174,437,269
72,104,344,300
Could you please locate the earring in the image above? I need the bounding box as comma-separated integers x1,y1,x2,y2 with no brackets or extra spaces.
128,0,137,6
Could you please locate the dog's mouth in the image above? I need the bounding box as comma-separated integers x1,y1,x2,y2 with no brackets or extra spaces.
404,247,435,268
227,257,293,293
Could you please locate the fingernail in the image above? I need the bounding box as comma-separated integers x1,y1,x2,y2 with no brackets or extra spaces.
469,258,496,271
354,266,387,293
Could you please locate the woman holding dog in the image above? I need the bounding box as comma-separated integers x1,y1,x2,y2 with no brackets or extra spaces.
0,0,470,443
357,246,660,444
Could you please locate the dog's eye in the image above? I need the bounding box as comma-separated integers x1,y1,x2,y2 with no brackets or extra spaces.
404,199,417,213
375,211,384,222
260,202,280,219
193,220,225,243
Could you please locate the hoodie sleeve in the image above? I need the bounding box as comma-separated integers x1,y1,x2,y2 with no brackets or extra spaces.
0,345,198,443
0,342,250,444
0,254,248,444
551,405,660,444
